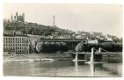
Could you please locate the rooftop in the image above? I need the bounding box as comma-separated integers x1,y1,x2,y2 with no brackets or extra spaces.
4,30,29,37
3,34,29,37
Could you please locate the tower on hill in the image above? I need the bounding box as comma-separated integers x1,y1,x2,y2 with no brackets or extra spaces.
10,12,25,22
53,15,55,27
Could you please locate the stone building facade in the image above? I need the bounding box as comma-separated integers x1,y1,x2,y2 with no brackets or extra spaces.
3,35,29,54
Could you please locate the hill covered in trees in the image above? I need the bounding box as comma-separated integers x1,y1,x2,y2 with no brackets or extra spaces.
3,19,122,43
3,20,74,37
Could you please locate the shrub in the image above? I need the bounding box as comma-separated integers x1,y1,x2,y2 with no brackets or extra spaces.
75,42,122,52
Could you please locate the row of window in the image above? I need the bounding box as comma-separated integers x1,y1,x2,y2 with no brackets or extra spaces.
4,43,29,50
4,40,29,43
15,47,28,49
4,37,28,40
4,49,29,52
4,47,28,50
4,43,29,46
4,37,29,43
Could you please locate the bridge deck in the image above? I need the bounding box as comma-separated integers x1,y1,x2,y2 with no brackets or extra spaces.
40,39,84,42
73,52,102,54
73,52,121,54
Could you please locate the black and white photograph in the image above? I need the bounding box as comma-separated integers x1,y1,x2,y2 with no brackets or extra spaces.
3,3,123,77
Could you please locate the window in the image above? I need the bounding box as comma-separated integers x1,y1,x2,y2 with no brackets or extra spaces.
22,38,28,43
20,38,21,42
16,38,17,43
4,38,5,43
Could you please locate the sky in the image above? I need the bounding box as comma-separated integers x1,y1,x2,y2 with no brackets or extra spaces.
3,4,123,37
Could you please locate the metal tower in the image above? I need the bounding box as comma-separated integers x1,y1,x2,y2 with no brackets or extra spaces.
53,15,55,27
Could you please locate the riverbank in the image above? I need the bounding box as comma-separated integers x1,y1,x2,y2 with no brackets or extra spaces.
72,52,122,63
3,53,72,62
3,52,122,63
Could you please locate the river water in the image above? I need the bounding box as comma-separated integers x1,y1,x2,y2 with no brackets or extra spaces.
3,60,122,77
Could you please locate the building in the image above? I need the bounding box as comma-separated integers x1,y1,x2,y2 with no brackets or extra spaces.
11,12,25,22
87,39,99,44
3,35,29,54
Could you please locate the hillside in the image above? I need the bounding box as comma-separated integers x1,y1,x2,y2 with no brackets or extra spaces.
3,20,121,43
3,20,74,36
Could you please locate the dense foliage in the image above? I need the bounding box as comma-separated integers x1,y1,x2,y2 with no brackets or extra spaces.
75,42,122,52
3,21,74,36
36,42,68,53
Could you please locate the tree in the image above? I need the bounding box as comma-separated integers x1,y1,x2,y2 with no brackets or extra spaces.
75,41,122,52
20,28,27,35
75,41,84,52
36,42,44,52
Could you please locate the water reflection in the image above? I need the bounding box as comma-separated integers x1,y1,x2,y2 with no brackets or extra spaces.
4,61,122,77
73,61,122,77
89,63,95,76
74,61,96,76
74,61,78,75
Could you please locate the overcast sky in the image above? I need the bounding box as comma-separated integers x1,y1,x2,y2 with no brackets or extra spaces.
4,4,123,37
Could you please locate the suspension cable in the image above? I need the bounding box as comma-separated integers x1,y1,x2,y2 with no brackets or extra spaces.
94,48,99,52
100,48,109,52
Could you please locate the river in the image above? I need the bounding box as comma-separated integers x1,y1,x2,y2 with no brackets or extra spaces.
3,60,122,77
